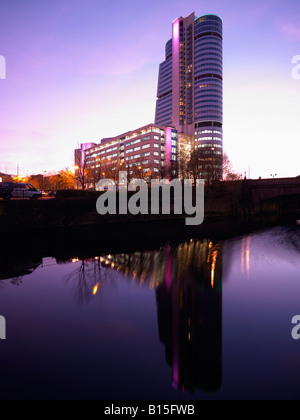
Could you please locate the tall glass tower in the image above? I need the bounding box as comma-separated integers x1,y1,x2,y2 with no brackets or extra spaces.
155,12,223,180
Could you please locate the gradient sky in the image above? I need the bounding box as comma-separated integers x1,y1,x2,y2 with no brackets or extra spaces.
0,0,299,178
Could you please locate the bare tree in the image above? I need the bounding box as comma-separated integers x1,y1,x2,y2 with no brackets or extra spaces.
188,148,223,184
75,160,91,190
177,147,190,180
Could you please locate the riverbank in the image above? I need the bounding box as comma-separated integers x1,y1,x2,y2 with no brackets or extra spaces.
1,209,298,265
0,185,299,234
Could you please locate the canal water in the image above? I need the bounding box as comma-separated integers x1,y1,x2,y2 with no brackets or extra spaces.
0,223,300,400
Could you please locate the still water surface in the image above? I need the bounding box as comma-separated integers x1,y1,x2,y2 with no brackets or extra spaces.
0,224,300,400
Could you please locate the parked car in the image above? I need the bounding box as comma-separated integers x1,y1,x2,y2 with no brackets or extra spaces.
0,182,42,200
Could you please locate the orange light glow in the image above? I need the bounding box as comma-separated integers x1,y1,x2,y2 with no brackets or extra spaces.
208,244,220,289
93,283,100,296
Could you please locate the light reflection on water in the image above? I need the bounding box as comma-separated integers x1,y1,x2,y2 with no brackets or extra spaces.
59,239,223,394
0,224,300,399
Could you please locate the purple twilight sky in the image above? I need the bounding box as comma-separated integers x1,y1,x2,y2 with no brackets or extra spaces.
0,0,299,178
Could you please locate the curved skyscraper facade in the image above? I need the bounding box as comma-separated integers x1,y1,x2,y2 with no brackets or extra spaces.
155,40,173,127
155,12,223,180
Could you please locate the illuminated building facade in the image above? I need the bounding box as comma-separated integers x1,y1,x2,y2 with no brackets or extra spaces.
155,13,223,180
79,124,192,187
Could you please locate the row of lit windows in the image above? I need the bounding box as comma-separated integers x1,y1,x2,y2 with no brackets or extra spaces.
195,137,222,141
195,130,222,134
127,154,141,160
197,84,222,90
99,140,120,150
195,143,223,148
86,133,174,162
143,168,160,173
126,162,141,168
126,129,151,140
196,79,222,87
125,127,162,141
196,149,222,155
142,151,161,158
126,147,140,154
125,139,140,147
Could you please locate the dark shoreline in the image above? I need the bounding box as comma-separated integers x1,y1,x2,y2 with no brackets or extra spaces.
0,182,299,265
1,211,298,260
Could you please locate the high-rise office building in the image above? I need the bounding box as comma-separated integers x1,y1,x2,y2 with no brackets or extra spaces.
155,13,223,180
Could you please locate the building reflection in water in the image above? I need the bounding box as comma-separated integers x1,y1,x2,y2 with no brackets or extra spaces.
156,240,222,394
241,235,252,279
0,238,222,394
64,239,222,394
